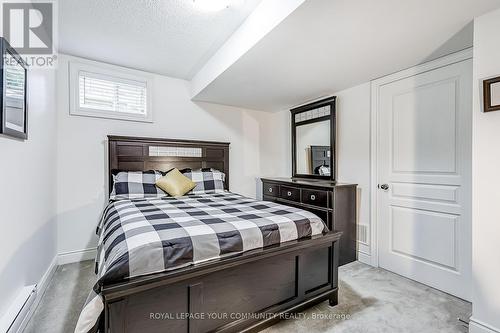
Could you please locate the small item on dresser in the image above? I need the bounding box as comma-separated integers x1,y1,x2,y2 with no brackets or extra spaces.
155,168,196,197
317,165,331,176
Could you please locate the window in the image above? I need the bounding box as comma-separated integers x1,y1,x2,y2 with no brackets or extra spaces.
70,61,153,122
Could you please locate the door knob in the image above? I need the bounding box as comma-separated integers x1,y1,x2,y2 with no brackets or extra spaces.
378,184,389,191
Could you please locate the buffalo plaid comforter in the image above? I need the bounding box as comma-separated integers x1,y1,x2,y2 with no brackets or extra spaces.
75,191,328,333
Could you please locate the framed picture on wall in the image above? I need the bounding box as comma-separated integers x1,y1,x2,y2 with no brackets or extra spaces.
483,76,500,113
0,37,28,140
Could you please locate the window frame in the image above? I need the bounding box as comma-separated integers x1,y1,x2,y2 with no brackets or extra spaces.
69,60,153,122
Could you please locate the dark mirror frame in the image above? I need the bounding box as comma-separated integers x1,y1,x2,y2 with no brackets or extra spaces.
0,37,28,140
291,96,336,181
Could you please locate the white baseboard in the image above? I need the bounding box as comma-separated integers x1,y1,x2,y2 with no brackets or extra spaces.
32,255,58,308
357,251,373,266
58,248,97,265
470,318,500,333
5,248,96,332
5,248,97,330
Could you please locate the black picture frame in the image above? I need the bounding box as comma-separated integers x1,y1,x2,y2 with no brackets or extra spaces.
291,96,336,181
484,76,500,113
0,37,28,140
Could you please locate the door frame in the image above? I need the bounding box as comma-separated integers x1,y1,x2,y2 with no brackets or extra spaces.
369,48,473,268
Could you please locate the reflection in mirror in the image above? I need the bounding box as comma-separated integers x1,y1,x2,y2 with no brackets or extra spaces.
491,82,500,106
296,120,331,175
4,52,26,132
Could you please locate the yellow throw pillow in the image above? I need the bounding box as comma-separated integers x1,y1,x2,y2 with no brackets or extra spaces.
155,168,196,197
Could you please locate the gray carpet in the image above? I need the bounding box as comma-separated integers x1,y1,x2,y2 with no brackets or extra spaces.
23,261,470,333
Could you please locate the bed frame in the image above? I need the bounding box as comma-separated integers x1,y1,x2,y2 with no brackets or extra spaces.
102,135,341,333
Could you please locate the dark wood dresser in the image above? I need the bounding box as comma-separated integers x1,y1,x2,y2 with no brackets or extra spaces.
261,177,357,266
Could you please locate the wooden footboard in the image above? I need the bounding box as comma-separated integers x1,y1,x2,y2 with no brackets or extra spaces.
100,231,341,333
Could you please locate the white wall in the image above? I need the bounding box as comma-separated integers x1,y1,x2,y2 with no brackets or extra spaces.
56,55,277,255
0,69,57,315
259,110,290,178
470,8,500,333
335,83,372,260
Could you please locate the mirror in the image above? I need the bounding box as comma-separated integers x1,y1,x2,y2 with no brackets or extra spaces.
291,97,335,180
4,52,26,132
1,38,28,140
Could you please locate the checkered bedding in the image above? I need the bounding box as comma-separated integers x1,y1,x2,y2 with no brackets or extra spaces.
110,170,166,200
75,191,328,333
181,168,226,194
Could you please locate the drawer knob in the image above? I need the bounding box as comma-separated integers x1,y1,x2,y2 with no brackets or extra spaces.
311,195,316,201
287,191,292,197
268,187,273,193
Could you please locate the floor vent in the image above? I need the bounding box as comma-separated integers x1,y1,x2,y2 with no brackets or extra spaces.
357,224,369,244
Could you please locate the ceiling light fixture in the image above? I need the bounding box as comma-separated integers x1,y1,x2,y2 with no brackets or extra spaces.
193,0,230,12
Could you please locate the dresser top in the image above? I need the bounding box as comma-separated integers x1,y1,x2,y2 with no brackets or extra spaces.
261,177,357,189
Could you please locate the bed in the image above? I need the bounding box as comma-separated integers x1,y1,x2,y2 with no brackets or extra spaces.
79,136,341,333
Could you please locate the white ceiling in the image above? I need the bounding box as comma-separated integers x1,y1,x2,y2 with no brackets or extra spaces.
193,0,500,111
58,0,262,79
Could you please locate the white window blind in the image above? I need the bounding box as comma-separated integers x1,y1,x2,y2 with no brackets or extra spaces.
78,71,147,115
70,60,153,122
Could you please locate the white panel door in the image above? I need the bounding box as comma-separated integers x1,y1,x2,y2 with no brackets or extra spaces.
377,59,472,300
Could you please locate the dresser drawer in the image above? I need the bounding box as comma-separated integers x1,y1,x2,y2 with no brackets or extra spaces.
263,195,278,203
280,200,331,230
260,178,358,266
301,189,328,208
280,186,300,202
263,182,279,197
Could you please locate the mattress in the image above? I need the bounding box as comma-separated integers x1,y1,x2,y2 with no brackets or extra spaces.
75,191,328,333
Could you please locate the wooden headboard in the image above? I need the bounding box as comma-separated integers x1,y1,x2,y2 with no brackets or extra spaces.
108,135,230,194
